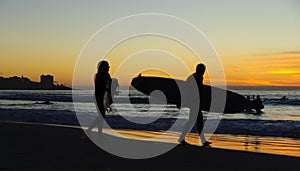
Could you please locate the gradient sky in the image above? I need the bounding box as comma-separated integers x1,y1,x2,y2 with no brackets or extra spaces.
1,0,299,87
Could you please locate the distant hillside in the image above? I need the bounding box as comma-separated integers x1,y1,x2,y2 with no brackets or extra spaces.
0,75,71,90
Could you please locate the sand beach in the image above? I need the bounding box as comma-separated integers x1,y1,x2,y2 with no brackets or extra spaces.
1,121,300,170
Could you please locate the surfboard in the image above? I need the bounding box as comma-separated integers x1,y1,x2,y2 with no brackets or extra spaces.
130,75,250,113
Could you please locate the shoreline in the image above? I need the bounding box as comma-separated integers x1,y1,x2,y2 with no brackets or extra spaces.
2,120,300,157
1,121,300,170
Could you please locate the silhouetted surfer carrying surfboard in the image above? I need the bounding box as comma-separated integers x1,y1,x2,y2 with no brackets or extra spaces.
131,65,263,145
87,60,112,137
178,63,212,146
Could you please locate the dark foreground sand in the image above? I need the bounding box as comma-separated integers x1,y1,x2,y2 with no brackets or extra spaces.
1,121,299,170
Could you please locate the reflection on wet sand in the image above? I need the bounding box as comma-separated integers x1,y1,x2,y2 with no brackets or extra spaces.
97,128,300,157
187,133,300,157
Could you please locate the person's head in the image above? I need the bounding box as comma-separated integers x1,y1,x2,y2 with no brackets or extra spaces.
97,60,110,73
196,63,206,75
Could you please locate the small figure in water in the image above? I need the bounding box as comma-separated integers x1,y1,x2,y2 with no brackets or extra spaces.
252,95,264,114
104,78,119,113
245,95,264,114
281,96,287,100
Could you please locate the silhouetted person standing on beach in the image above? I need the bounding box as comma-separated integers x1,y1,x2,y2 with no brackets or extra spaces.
87,60,112,137
178,63,211,146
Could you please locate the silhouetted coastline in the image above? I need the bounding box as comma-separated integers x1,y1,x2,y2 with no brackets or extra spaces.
228,86,300,91
0,75,71,90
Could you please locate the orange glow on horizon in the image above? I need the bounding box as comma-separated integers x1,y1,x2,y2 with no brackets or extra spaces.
222,52,300,86
1,33,299,87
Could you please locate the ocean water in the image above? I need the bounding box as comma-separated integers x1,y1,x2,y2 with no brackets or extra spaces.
0,89,300,140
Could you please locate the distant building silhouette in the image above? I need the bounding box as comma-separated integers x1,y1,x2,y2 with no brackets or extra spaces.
41,75,54,88
0,74,71,90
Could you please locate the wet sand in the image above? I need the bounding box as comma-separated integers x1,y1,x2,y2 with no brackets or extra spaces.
1,121,299,170
106,129,300,158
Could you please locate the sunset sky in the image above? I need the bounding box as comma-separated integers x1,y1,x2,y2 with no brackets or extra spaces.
1,0,299,87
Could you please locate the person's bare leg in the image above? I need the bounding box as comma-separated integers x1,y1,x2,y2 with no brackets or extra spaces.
87,116,99,133
196,111,211,146
178,109,197,144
